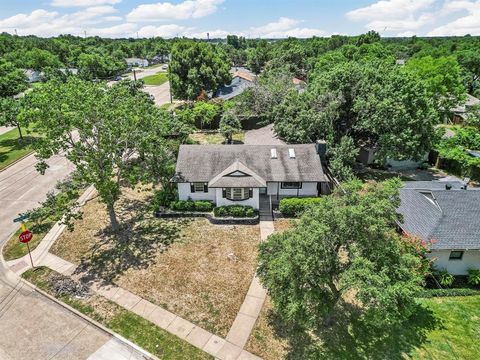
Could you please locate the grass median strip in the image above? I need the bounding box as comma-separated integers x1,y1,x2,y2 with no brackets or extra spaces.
142,73,168,86
22,267,212,360
0,126,39,170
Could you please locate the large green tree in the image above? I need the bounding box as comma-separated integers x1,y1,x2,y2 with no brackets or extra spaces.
0,60,28,97
24,78,185,232
258,180,429,330
405,55,466,119
169,40,231,100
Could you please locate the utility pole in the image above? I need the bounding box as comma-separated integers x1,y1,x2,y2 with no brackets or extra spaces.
84,30,87,39
133,69,137,81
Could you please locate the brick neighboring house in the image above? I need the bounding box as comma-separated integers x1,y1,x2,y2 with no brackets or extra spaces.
397,181,480,275
172,143,331,212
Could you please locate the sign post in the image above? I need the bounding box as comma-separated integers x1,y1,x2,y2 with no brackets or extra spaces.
19,228,34,268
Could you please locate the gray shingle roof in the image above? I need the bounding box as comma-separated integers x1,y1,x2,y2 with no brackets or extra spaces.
215,77,252,100
174,144,327,184
208,160,266,188
398,181,480,250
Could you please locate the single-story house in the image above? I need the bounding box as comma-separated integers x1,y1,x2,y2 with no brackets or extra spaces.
172,143,330,211
449,94,480,124
215,67,257,100
397,181,480,275
125,58,149,68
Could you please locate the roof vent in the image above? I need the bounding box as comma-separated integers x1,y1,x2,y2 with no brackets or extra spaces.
445,183,452,190
288,148,295,158
271,148,277,159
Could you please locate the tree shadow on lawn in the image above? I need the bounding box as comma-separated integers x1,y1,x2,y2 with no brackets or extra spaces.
75,196,189,285
0,136,36,162
266,303,441,360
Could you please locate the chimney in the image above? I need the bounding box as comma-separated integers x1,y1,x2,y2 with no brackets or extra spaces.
316,140,327,164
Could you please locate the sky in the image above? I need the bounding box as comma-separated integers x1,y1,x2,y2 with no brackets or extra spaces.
0,0,479,39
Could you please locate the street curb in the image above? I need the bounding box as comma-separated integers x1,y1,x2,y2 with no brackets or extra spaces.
0,151,35,173
18,276,160,360
0,186,159,360
0,235,159,360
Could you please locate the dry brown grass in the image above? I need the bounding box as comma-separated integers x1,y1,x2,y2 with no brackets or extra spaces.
116,218,260,337
273,219,298,233
51,187,260,338
245,296,289,360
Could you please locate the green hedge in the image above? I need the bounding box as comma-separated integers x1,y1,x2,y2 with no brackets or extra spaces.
169,200,213,212
213,205,256,218
279,197,323,217
417,288,480,298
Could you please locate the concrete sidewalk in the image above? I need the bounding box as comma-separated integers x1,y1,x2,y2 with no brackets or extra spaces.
225,221,272,350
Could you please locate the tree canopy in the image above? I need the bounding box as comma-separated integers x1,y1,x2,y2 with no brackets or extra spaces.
257,179,430,330
23,78,189,231
169,40,231,100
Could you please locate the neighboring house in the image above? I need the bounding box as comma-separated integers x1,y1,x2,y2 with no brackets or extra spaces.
449,94,480,124
172,143,330,211
357,145,427,170
125,58,149,68
24,69,42,83
59,68,79,76
215,67,256,100
397,181,480,275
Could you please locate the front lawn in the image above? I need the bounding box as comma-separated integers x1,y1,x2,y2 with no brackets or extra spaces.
22,267,211,360
50,187,261,338
0,126,38,170
246,295,480,359
189,131,245,145
142,73,169,86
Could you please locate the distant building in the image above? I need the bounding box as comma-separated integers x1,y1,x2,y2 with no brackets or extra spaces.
449,94,480,124
125,58,149,68
59,68,79,76
24,69,42,83
215,67,257,100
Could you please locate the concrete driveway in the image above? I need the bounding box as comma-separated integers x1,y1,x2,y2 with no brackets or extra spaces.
143,82,171,106
244,124,285,145
0,154,148,360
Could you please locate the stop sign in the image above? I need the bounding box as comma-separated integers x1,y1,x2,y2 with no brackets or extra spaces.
19,230,33,243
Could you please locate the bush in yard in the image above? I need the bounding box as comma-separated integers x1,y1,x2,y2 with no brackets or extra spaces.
279,197,323,217
417,288,480,298
169,200,213,212
151,187,177,212
468,269,480,286
437,269,455,287
213,205,256,218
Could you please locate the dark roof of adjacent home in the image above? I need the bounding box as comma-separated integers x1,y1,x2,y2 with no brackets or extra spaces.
173,144,328,185
397,181,480,250
215,76,253,100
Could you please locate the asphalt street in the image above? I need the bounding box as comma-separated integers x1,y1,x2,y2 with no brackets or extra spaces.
0,154,145,360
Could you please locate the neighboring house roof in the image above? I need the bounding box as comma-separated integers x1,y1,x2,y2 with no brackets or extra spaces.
230,67,256,82
398,181,480,250
174,144,328,185
451,94,480,114
215,76,253,100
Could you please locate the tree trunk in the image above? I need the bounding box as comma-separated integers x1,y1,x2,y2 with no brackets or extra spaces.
17,124,23,140
107,203,119,231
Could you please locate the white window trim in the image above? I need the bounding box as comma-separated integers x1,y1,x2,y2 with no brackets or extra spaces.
225,188,251,201
193,182,206,192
